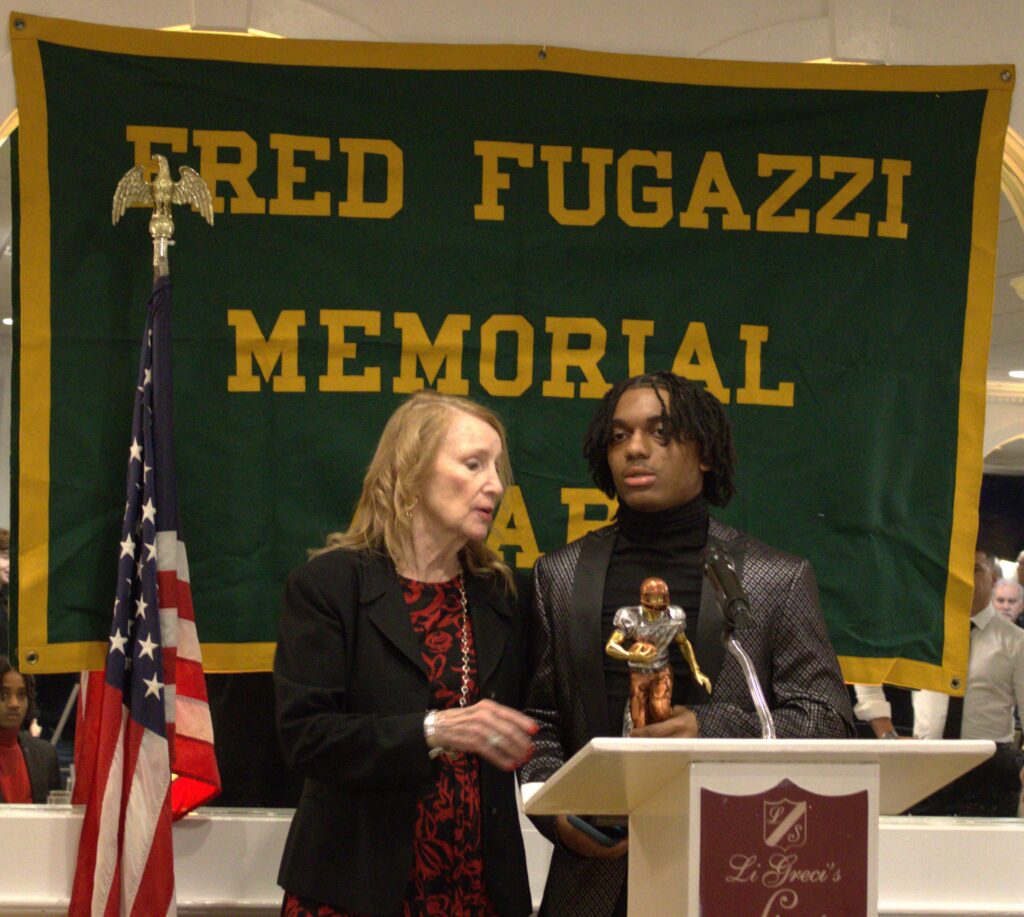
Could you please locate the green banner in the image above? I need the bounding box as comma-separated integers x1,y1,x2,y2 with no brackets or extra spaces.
10,14,1011,689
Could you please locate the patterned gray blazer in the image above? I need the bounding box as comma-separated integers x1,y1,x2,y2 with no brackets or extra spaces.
520,518,854,917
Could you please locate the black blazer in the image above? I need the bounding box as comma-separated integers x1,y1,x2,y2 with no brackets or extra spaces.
0,733,61,804
521,519,854,917
273,548,532,916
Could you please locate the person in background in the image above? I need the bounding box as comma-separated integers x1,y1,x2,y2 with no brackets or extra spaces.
910,549,1024,816
993,578,1024,627
851,683,914,738
274,390,534,917
0,532,48,743
0,657,61,803
985,552,1001,590
0,529,9,660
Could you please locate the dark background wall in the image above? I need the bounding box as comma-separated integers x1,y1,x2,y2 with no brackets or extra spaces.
979,473,1024,558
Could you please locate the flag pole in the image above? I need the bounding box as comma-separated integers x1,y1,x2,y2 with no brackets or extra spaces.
69,158,218,917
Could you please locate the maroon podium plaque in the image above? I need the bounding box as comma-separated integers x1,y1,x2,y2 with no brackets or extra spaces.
699,778,868,916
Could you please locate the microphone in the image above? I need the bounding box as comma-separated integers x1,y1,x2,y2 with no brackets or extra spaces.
701,545,751,627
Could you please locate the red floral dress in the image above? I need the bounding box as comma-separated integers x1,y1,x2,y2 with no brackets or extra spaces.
282,575,499,917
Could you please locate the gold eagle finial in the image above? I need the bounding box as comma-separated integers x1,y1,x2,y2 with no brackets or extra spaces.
112,154,214,277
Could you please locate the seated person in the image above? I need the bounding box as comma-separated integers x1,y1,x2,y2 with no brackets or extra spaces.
0,657,61,803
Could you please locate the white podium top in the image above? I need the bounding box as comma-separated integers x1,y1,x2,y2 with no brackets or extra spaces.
522,738,994,817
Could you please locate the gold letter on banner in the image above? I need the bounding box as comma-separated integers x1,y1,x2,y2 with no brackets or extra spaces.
337,139,403,219
319,310,382,392
736,324,795,406
756,153,812,234
670,322,730,403
193,130,267,215
621,319,654,377
479,315,534,397
562,488,618,543
543,317,611,399
679,152,751,231
393,313,471,394
125,126,188,179
877,158,911,240
617,150,673,228
487,486,541,568
227,310,306,392
270,134,331,217
540,145,614,226
474,141,535,221
816,156,873,237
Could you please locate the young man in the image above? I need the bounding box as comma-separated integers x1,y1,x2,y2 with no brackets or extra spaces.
0,657,61,804
521,372,853,917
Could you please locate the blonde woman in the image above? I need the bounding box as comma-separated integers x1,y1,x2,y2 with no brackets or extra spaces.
274,390,535,917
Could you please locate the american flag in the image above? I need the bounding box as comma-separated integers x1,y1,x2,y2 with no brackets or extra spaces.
70,276,221,917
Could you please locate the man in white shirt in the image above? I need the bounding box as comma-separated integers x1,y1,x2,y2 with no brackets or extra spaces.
911,550,1024,816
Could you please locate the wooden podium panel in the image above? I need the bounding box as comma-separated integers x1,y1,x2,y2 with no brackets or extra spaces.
523,738,994,817
523,738,994,916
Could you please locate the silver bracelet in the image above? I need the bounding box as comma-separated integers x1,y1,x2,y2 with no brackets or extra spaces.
423,709,448,759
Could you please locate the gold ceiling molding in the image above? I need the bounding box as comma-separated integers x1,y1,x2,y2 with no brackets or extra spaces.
0,110,18,143
986,379,1024,403
1002,126,1024,228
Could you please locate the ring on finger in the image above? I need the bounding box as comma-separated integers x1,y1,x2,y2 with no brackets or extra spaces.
487,733,503,748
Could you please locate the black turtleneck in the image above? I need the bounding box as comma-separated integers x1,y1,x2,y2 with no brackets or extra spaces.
600,494,710,734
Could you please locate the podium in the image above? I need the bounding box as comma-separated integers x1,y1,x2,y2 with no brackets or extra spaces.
523,738,993,916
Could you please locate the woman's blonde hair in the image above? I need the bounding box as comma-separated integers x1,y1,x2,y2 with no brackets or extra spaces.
317,390,514,586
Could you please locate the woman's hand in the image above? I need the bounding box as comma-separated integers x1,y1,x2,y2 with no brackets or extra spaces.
428,699,538,771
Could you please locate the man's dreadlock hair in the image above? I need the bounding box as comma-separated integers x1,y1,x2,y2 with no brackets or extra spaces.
583,371,737,507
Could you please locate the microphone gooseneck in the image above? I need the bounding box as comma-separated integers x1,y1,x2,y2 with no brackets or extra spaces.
701,543,777,738
701,544,751,627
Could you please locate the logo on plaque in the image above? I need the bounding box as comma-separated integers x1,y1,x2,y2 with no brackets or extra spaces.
700,778,868,916
763,797,807,851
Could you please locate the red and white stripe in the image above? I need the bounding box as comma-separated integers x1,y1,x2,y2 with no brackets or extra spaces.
70,531,218,915
155,530,219,817
70,679,175,917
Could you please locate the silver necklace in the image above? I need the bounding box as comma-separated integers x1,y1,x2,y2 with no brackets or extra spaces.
456,574,471,707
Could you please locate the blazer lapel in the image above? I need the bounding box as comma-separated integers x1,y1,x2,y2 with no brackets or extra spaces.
17,734,44,804
467,576,510,692
569,530,616,738
363,558,428,677
689,523,747,704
